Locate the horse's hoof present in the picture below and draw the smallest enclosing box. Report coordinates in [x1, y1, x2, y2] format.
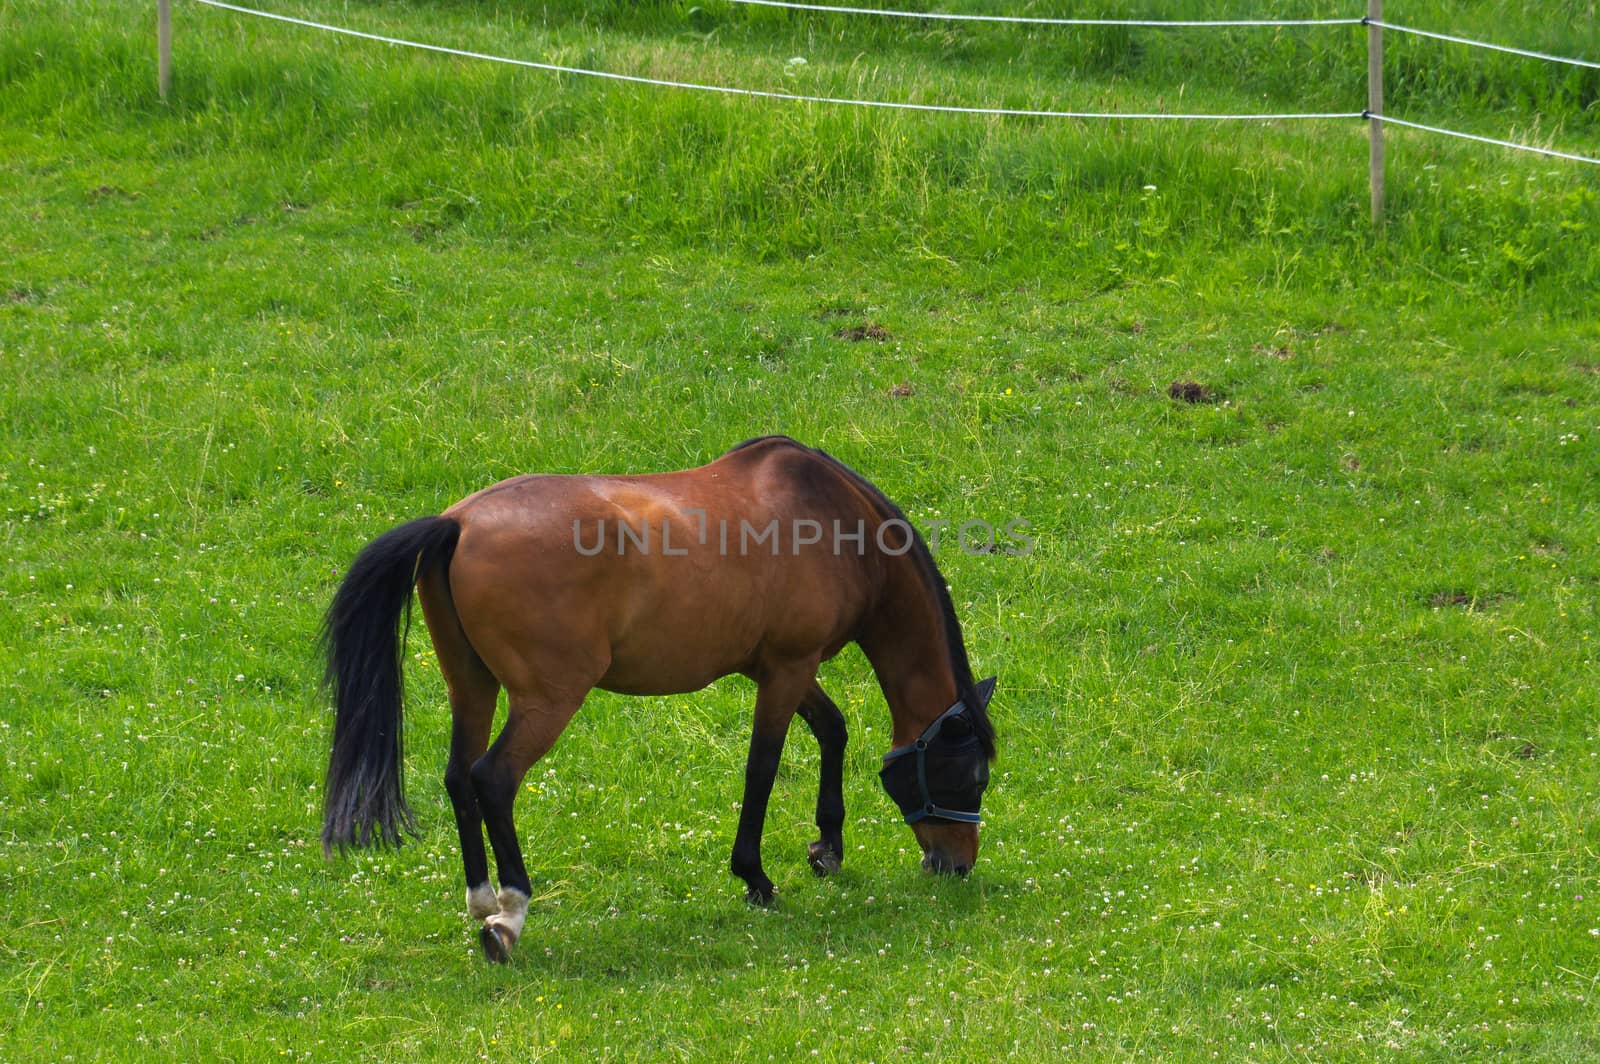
[744, 883, 776, 907]
[479, 923, 514, 964]
[807, 840, 842, 877]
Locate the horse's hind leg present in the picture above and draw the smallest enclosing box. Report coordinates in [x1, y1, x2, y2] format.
[418, 568, 503, 925]
[445, 689, 499, 923]
[796, 683, 847, 877]
[471, 688, 584, 963]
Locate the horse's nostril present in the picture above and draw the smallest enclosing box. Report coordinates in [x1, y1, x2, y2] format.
[954, 864, 970, 877]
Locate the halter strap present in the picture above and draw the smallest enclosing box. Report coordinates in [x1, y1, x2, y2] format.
[881, 696, 983, 825]
[881, 698, 970, 762]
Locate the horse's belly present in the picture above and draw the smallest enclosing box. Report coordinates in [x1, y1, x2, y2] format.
[591, 647, 742, 697]
[590, 603, 762, 694]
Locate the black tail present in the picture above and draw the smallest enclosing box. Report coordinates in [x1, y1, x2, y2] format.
[320, 515, 462, 855]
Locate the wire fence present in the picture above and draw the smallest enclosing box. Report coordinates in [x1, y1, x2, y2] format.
[723, 0, 1600, 78]
[721, 0, 1363, 28]
[170, 0, 1600, 219]
[1373, 115, 1600, 167]
[187, 0, 1363, 122]
[1369, 19, 1600, 71]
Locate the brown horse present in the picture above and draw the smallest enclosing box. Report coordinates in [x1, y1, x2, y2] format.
[321, 436, 997, 962]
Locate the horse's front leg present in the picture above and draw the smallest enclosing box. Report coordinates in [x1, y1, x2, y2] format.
[730, 663, 817, 905]
[796, 683, 848, 876]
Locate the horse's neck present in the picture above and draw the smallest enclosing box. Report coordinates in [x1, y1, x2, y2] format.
[857, 559, 960, 748]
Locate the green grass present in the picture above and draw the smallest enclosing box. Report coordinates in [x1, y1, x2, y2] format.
[2, 0, 1599, 1058]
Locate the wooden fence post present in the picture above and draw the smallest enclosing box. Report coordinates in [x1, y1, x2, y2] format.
[159, 0, 172, 100]
[1368, 0, 1384, 226]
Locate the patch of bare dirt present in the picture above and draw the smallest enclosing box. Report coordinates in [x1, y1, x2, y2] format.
[835, 322, 890, 342]
[1427, 590, 1510, 610]
[1167, 380, 1220, 404]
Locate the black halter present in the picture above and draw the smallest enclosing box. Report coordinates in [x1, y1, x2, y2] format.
[879, 676, 995, 825]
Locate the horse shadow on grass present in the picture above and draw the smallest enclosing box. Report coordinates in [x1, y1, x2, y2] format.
[467, 859, 1013, 988]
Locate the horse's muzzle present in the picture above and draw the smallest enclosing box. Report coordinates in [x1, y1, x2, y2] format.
[922, 850, 971, 877]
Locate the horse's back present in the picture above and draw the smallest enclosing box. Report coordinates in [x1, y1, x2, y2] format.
[435, 444, 876, 697]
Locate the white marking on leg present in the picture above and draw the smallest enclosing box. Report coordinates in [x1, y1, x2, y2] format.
[467, 882, 499, 921]
[484, 887, 530, 945]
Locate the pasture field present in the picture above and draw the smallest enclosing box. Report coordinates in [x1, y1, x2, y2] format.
[3, 0, 1599, 1058]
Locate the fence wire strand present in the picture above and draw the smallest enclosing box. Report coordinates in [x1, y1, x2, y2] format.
[1370, 19, 1600, 71]
[1373, 114, 1600, 166]
[190, 0, 1361, 122]
[722, 0, 1361, 28]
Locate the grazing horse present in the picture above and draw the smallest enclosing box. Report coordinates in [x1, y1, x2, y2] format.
[321, 435, 997, 962]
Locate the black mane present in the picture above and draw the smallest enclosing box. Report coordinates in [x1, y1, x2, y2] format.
[727, 436, 997, 760]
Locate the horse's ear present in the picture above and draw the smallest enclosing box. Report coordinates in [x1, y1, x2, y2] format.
[974, 675, 997, 708]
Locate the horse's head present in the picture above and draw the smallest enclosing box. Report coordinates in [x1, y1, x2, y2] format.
[879, 676, 995, 877]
